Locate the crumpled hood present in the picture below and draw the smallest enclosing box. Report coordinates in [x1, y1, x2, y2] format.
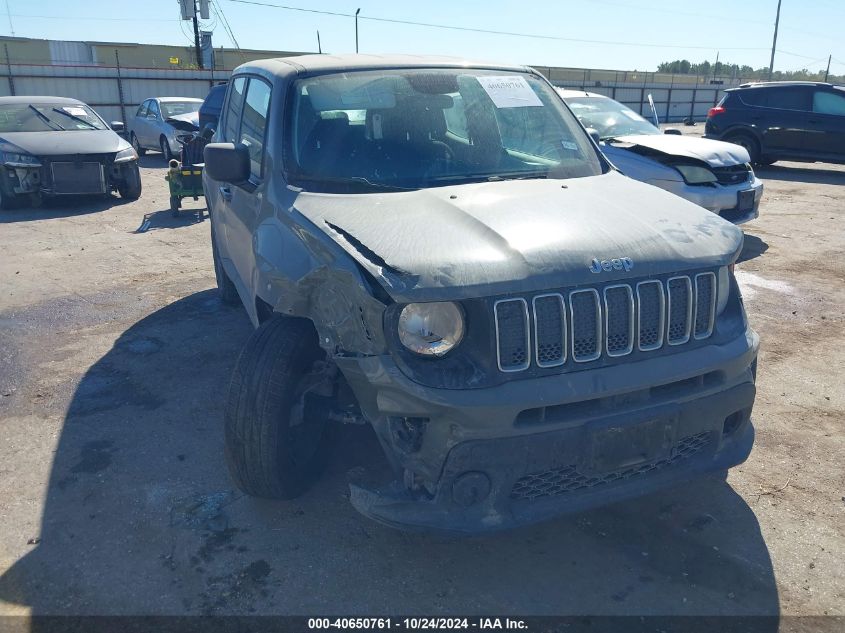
[0, 130, 129, 156]
[294, 171, 743, 302]
[166, 111, 200, 131]
[612, 133, 750, 167]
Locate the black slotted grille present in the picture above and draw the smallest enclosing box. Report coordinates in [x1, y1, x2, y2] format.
[637, 281, 664, 350]
[570, 290, 600, 361]
[493, 272, 718, 373]
[694, 273, 715, 338]
[495, 299, 529, 371]
[533, 295, 566, 367]
[667, 277, 691, 344]
[604, 286, 633, 356]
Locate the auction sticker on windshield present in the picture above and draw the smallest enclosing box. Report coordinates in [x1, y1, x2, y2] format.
[477, 75, 543, 108]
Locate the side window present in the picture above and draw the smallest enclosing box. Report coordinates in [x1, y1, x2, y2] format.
[148, 100, 160, 119]
[240, 78, 272, 180]
[136, 101, 148, 117]
[222, 76, 246, 143]
[813, 90, 845, 116]
[757, 87, 810, 111]
[443, 94, 468, 139]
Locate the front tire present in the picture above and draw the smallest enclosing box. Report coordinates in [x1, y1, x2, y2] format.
[224, 317, 331, 499]
[724, 132, 761, 164]
[118, 163, 142, 200]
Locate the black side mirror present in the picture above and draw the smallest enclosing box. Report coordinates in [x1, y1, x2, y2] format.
[585, 128, 601, 144]
[664, 128, 682, 136]
[110, 121, 124, 132]
[204, 142, 250, 183]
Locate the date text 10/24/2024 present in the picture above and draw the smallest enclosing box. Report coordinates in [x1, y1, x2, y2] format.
[308, 618, 528, 630]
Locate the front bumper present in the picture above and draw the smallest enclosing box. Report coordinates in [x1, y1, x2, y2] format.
[650, 175, 763, 225]
[338, 329, 758, 533]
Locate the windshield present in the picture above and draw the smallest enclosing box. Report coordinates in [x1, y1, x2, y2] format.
[161, 101, 201, 118]
[287, 69, 603, 191]
[0, 103, 107, 132]
[565, 96, 660, 140]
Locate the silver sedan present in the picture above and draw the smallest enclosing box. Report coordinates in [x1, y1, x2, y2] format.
[127, 97, 202, 161]
[559, 89, 763, 224]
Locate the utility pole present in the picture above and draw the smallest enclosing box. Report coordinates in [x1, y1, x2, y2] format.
[713, 51, 720, 82]
[824, 54, 831, 82]
[4, 0, 14, 36]
[768, 0, 782, 80]
[193, 1, 203, 69]
[355, 8, 361, 53]
[317, 30, 322, 54]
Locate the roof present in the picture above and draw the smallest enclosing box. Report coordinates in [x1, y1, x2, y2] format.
[156, 97, 203, 102]
[234, 53, 531, 78]
[556, 88, 604, 99]
[0, 95, 85, 105]
[736, 81, 833, 89]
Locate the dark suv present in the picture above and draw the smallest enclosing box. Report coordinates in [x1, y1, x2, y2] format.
[705, 81, 845, 165]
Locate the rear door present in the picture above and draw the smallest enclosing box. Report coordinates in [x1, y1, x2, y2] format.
[225, 76, 273, 291]
[744, 86, 812, 154]
[808, 88, 845, 158]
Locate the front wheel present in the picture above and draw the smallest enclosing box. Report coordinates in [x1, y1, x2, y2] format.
[224, 317, 332, 499]
[724, 132, 761, 164]
[118, 163, 142, 200]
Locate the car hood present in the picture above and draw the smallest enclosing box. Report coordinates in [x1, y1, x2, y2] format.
[294, 171, 743, 302]
[0, 130, 129, 156]
[610, 134, 749, 167]
[166, 111, 200, 131]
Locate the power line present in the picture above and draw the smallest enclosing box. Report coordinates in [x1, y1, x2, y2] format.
[224, 0, 771, 51]
[212, 0, 242, 53]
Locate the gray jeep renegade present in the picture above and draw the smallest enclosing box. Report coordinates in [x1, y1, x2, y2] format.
[203, 55, 758, 533]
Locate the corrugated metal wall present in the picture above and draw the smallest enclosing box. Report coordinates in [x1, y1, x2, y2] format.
[0, 63, 220, 124]
[0, 60, 739, 124]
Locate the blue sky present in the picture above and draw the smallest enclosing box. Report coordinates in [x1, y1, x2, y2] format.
[3, 0, 844, 74]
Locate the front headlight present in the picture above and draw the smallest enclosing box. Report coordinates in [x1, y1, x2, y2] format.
[114, 146, 138, 163]
[674, 164, 717, 184]
[0, 151, 41, 167]
[716, 266, 731, 315]
[398, 302, 465, 357]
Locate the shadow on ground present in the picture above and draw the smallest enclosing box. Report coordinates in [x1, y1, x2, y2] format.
[0, 194, 134, 224]
[756, 163, 845, 186]
[739, 234, 769, 264]
[0, 291, 779, 620]
[134, 207, 207, 233]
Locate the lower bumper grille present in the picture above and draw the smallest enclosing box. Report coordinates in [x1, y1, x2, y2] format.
[50, 161, 106, 194]
[510, 431, 712, 501]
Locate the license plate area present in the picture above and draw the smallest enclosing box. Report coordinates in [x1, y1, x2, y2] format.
[737, 189, 756, 212]
[589, 417, 676, 474]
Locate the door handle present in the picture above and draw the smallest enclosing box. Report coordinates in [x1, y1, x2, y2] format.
[219, 185, 232, 202]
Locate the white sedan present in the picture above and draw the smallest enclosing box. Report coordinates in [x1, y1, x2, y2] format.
[558, 89, 763, 224]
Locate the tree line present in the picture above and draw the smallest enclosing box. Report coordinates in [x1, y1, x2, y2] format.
[657, 59, 843, 83]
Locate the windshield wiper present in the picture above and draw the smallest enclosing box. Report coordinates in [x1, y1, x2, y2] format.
[28, 105, 64, 131]
[486, 172, 549, 181]
[292, 175, 417, 192]
[52, 108, 98, 130]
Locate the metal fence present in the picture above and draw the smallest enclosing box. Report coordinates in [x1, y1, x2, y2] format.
[0, 55, 743, 126]
[0, 55, 224, 125]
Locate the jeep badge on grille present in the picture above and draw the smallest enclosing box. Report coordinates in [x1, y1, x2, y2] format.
[589, 257, 634, 273]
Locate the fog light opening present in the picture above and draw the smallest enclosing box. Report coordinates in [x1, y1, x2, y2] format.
[388, 416, 428, 454]
[452, 472, 492, 508]
[722, 409, 746, 437]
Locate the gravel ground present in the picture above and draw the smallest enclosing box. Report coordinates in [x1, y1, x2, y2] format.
[0, 147, 842, 620]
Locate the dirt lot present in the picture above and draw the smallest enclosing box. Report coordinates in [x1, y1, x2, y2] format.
[0, 146, 843, 621]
